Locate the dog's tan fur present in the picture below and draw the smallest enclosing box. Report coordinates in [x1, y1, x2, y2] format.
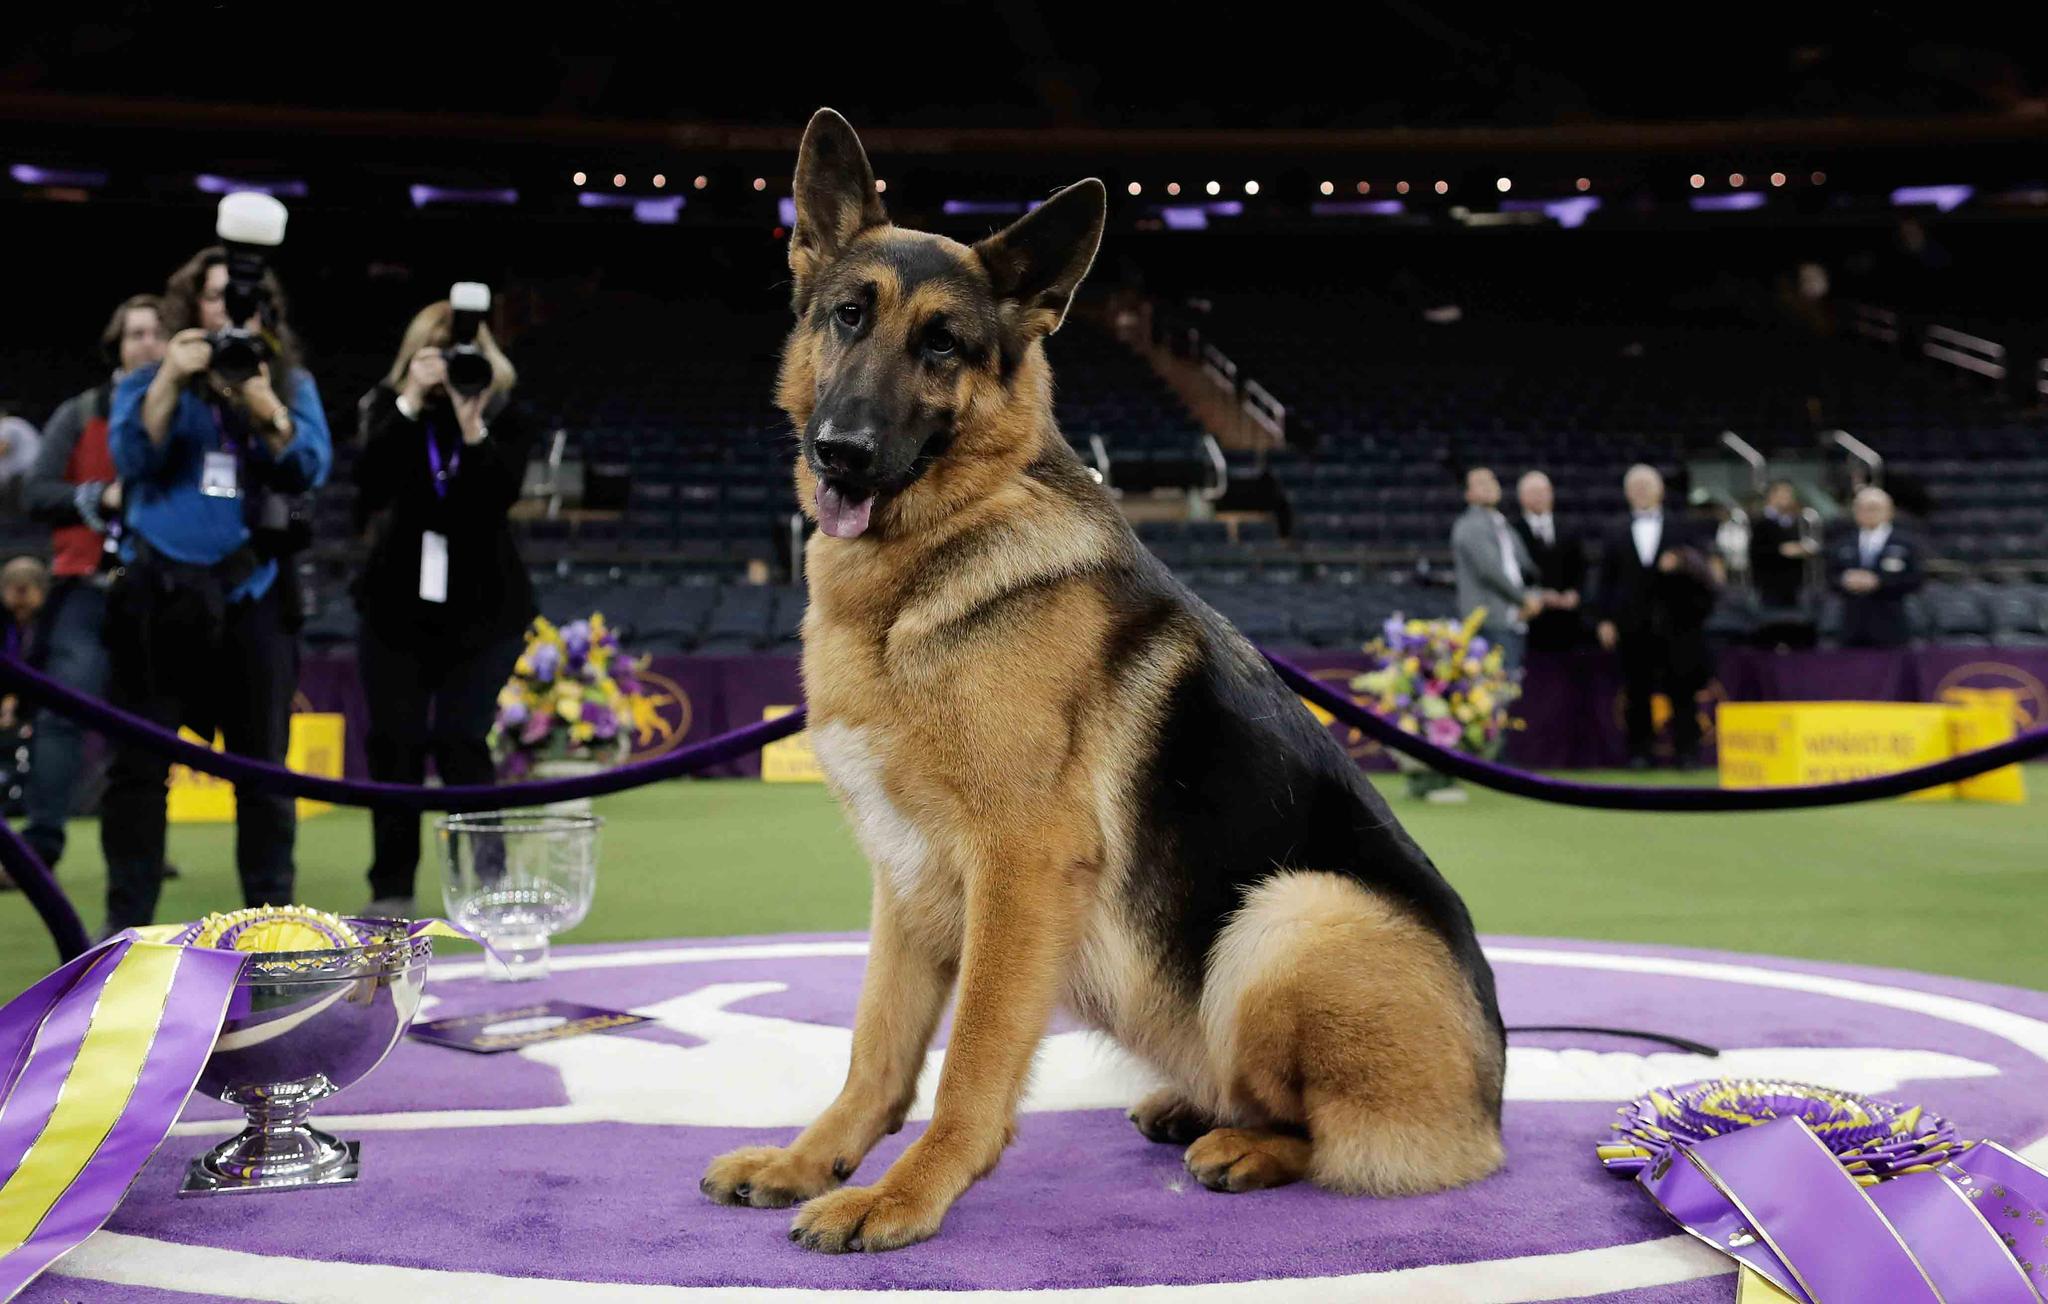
[700, 110, 1503, 1253]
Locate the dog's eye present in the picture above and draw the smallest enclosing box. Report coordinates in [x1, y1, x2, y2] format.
[835, 302, 863, 329]
[924, 326, 958, 357]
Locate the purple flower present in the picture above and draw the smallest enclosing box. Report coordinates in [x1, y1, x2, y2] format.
[496, 702, 529, 729]
[582, 702, 617, 739]
[519, 710, 552, 745]
[1394, 694, 1412, 709]
[1470, 636, 1489, 657]
[499, 750, 530, 780]
[1381, 617, 1405, 646]
[529, 643, 560, 683]
[1427, 716, 1464, 749]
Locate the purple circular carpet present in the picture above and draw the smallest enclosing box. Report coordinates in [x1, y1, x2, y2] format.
[29, 935, 2048, 1303]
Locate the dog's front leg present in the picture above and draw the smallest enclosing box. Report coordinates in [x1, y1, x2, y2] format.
[701, 886, 953, 1208]
[790, 826, 1084, 1252]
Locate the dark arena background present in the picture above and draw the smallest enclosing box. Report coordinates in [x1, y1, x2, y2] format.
[1, 12, 2045, 1303]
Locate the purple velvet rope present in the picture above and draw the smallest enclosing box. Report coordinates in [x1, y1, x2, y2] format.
[0, 652, 803, 813]
[1265, 651, 2048, 811]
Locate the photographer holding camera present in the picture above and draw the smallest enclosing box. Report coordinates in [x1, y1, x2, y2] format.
[100, 195, 332, 933]
[353, 286, 536, 916]
[16, 294, 166, 873]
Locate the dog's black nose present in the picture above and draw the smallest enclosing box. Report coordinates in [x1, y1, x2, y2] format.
[814, 430, 876, 478]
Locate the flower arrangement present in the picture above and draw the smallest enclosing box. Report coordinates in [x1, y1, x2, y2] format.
[490, 615, 651, 779]
[1351, 612, 1520, 796]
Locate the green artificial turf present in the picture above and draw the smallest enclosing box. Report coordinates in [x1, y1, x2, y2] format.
[7, 772, 2045, 998]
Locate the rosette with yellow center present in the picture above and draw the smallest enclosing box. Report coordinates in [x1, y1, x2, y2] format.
[170, 906, 362, 954]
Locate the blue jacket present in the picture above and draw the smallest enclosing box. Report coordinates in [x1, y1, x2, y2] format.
[110, 363, 331, 602]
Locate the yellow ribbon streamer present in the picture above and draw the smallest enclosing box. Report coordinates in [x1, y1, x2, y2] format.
[0, 943, 181, 1253]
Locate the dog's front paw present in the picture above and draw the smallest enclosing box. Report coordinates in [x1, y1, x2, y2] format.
[701, 1145, 843, 1209]
[788, 1181, 947, 1253]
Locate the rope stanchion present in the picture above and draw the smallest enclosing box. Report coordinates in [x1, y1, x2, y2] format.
[1264, 651, 2048, 811]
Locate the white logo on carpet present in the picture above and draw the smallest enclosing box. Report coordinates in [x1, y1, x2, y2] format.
[208, 980, 1995, 1135]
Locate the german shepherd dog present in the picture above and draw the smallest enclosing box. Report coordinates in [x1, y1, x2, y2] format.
[700, 109, 1506, 1253]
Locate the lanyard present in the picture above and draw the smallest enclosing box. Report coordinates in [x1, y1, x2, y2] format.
[425, 424, 461, 499]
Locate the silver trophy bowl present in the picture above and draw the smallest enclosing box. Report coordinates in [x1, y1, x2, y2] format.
[180, 919, 433, 1197]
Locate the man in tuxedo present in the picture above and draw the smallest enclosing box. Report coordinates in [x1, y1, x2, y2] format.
[1594, 465, 1722, 768]
[1829, 486, 1922, 648]
[1451, 466, 1542, 672]
[1747, 479, 1817, 648]
[1511, 470, 1587, 652]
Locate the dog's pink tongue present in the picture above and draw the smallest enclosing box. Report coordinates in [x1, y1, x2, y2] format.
[816, 484, 874, 540]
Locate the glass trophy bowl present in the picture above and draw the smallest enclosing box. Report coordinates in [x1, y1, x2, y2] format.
[180, 919, 432, 1196]
[435, 811, 601, 982]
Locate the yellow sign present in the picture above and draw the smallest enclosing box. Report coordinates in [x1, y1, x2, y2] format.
[759, 706, 822, 783]
[167, 714, 346, 823]
[1716, 701, 2023, 803]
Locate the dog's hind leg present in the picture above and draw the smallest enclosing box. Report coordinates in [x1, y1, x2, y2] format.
[1202, 871, 1505, 1197]
[702, 886, 953, 1208]
[1128, 1087, 1215, 1145]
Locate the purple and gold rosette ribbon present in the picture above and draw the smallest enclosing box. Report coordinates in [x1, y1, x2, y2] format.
[0, 907, 474, 1301]
[1598, 1079, 2048, 1302]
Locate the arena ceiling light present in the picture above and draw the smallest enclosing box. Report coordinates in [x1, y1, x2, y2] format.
[196, 173, 308, 198]
[10, 164, 108, 188]
[1433, 180, 1449, 194]
[693, 175, 708, 190]
[1890, 184, 1973, 213]
[612, 173, 626, 188]
[408, 185, 517, 208]
[1729, 173, 1745, 187]
[1244, 180, 1259, 195]
[1205, 181, 1221, 195]
[1575, 177, 1591, 192]
[942, 200, 1027, 215]
[1166, 181, 1180, 195]
[1689, 174, 1706, 189]
[1395, 180, 1410, 194]
[1356, 181, 1371, 194]
[752, 177, 767, 191]
[1811, 171, 1828, 184]
[1310, 200, 1404, 217]
[572, 170, 587, 186]
[1127, 182, 1142, 196]
[1319, 181, 1334, 195]
[1689, 193, 1765, 213]
[1495, 177, 1512, 193]
[1502, 196, 1602, 229]
[652, 175, 666, 189]
[1770, 172, 1787, 187]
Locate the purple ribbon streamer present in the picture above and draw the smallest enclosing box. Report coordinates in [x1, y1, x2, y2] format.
[1639, 1118, 2048, 1303]
[0, 944, 243, 1302]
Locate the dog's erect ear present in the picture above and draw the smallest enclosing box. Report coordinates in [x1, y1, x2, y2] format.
[790, 108, 887, 311]
[974, 178, 1106, 339]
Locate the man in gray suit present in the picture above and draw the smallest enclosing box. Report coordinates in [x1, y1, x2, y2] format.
[1451, 467, 1541, 672]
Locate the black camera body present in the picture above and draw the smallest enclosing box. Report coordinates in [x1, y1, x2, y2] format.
[444, 281, 494, 398]
[207, 194, 288, 386]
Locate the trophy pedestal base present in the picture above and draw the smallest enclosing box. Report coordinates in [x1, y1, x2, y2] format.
[178, 1133, 361, 1198]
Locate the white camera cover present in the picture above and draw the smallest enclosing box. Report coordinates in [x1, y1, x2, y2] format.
[449, 281, 492, 312]
[216, 193, 288, 246]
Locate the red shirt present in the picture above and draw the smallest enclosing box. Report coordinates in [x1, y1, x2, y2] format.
[52, 409, 116, 577]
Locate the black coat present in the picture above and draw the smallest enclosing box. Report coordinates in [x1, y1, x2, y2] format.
[1510, 514, 1588, 651]
[1747, 512, 1814, 611]
[351, 386, 537, 653]
[1593, 513, 1717, 642]
[1828, 526, 1923, 649]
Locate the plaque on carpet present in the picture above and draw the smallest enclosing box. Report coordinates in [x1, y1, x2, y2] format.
[409, 1001, 650, 1053]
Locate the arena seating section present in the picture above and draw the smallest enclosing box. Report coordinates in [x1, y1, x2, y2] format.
[4, 233, 2044, 654]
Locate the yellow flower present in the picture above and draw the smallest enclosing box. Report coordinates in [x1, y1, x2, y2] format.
[1402, 656, 1421, 676]
[1398, 714, 1418, 734]
[1469, 687, 1494, 715]
[558, 697, 583, 722]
